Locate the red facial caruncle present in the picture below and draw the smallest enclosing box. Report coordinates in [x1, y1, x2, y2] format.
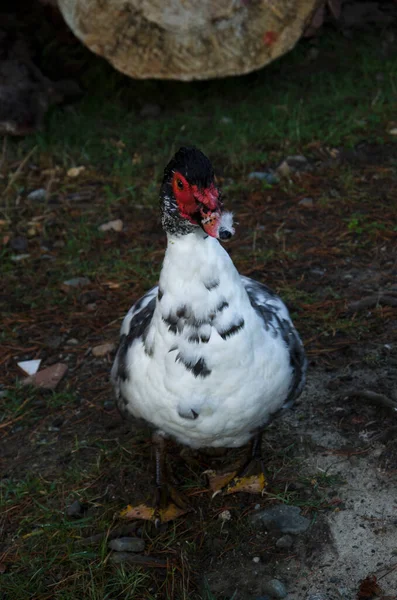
[172, 171, 223, 238]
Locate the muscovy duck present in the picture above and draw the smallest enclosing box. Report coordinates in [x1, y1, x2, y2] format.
[111, 147, 306, 522]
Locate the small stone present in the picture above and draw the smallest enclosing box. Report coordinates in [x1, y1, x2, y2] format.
[252, 556, 260, 563]
[10, 236, 28, 251]
[67, 166, 85, 178]
[275, 534, 294, 549]
[98, 219, 123, 233]
[103, 400, 115, 411]
[92, 342, 116, 357]
[66, 338, 79, 346]
[63, 277, 91, 288]
[23, 363, 68, 390]
[307, 595, 328, 600]
[220, 116, 232, 124]
[262, 579, 287, 599]
[298, 197, 314, 207]
[140, 103, 161, 118]
[388, 127, 397, 135]
[218, 510, 232, 521]
[248, 171, 279, 185]
[53, 240, 65, 248]
[108, 537, 145, 552]
[277, 155, 310, 178]
[27, 188, 47, 201]
[66, 499, 85, 518]
[11, 254, 30, 261]
[250, 504, 311, 534]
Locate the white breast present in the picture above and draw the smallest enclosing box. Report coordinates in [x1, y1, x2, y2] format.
[115, 232, 296, 449]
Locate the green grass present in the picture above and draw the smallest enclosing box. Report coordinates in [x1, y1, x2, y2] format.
[4, 31, 397, 198]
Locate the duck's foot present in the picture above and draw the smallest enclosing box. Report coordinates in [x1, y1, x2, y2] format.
[120, 432, 191, 524]
[205, 432, 267, 496]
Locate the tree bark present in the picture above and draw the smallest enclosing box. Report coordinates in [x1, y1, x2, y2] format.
[57, 0, 322, 81]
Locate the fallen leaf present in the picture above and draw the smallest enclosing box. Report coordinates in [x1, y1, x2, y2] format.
[204, 469, 236, 492]
[98, 219, 123, 233]
[92, 342, 116, 357]
[23, 363, 68, 390]
[67, 166, 85, 178]
[120, 503, 189, 523]
[357, 574, 383, 599]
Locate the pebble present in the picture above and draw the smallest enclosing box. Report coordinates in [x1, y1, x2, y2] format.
[66, 499, 86, 518]
[108, 537, 145, 553]
[22, 363, 68, 390]
[63, 277, 91, 288]
[252, 556, 260, 563]
[389, 127, 397, 135]
[98, 219, 123, 233]
[10, 236, 28, 251]
[248, 171, 279, 185]
[250, 504, 311, 534]
[262, 579, 287, 599]
[27, 188, 47, 201]
[92, 342, 116, 357]
[103, 400, 115, 411]
[66, 338, 79, 346]
[298, 197, 314, 207]
[11, 254, 30, 261]
[140, 103, 161, 118]
[218, 510, 232, 521]
[277, 155, 310, 178]
[275, 534, 294, 549]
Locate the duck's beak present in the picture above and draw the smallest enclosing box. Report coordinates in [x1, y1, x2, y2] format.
[193, 185, 234, 240]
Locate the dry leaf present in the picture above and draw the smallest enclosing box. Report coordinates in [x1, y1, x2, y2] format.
[67, 166, 86, 178]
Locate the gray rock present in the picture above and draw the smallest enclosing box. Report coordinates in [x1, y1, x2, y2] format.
[307, 595, 328, 600]
[255, 596, 271, 600]
[275, 534, 294, 549]
[248, 171, 279, 185]
[298, 197, 314, 207]
[27, 188, 47, 201]
[262, 579, 287, 599]
[108, 537, 145, 552]
[250, 504, 311, 534]
[63, 277, 91, 288]
[10, 236, 28, 251]
[66, 499, 85, 518]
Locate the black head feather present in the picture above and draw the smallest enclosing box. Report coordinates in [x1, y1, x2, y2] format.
[162, 147, 215, 189]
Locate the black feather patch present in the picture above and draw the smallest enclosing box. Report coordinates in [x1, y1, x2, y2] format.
[175, 353, 211, 378]
[218, 318, 245, 340]
[217, 300, 229, 312]
[204, 279, 220, 291]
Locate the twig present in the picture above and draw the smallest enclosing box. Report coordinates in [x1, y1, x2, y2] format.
[342, 389, 397, 412]
[4, 146, 37, 195]
[347, 294, 397, 313]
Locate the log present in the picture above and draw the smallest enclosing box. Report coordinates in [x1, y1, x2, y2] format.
[57, 0, 322, 81]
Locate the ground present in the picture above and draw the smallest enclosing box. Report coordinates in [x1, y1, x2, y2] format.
[1, 10, 397, 600]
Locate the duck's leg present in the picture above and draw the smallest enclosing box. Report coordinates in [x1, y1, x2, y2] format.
[120, 432, 190, 524]
[207, 431, 267, 496]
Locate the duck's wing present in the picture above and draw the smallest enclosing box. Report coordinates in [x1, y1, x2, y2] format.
[241, 276, 307, 408]
[111, 286, 158, 386]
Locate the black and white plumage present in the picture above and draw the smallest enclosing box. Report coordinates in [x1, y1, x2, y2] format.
[112, 147, 306, 452]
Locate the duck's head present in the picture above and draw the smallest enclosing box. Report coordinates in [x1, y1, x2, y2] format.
[160, 146, 235, 241]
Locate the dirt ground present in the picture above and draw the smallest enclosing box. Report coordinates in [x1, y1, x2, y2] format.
[1, 135, 397, 599]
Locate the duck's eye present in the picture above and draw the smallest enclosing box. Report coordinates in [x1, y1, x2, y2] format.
[176, 179, 184, 190]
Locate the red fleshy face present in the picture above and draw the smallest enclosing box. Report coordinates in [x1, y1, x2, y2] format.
[172, 171, 222, 237]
